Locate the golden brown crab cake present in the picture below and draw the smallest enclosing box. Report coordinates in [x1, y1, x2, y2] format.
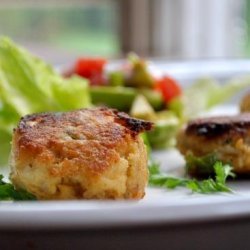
[10, 107, 153, 200]
[177, 114, 250, 175]
[240, 92, 250, 112]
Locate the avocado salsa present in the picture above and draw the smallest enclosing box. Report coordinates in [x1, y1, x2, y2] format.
[67, 54, 183, 149]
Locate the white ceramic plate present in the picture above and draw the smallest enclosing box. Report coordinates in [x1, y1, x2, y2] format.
[1, 61, 250, 231]
[1, 105, 250, 230]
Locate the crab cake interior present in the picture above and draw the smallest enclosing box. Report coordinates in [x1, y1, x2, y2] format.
[10, 108, 153, 200]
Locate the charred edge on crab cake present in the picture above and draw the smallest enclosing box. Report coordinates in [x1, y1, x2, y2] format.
[177, 113, 250, 175]
[10, 107, 153, 200]
[114, 110, 153, 135]
[186, 114, 250, 138]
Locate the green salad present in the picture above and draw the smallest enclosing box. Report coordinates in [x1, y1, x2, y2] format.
[0, 38, 90, 166]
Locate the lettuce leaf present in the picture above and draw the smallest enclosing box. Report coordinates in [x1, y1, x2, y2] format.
[0, 37, 90, 166]
[182, 77, 250, 118]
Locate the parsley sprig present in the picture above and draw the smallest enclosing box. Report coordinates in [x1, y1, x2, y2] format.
[149, 161, 235, 194]
[0, 175, 36, 201]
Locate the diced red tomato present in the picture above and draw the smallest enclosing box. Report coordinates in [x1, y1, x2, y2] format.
[75, 58, 107, 85]
[154, 76, 182, 103]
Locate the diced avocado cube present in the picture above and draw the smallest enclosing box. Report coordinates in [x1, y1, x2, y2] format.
[138, 88, 164, 110]
[90, 86, 137, 111]
[130, 94, 156, 120]
[108, 71, 125, 86]
[126, 60, 154, 88]
[147, 113, 179, 149]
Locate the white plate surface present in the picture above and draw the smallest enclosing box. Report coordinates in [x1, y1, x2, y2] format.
[2, 60, 250, 230]
[1, 105, 250, 230]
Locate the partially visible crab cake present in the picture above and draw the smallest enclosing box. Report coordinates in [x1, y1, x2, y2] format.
[10, 108, 153, 200]
[240, 92, 250, 112]
[177, 114, 250, 174]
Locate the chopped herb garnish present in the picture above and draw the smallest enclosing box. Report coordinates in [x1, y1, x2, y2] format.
[0, 175, 36, 201]
[149, 161, 235, 194]
[185, 153, 219, 176]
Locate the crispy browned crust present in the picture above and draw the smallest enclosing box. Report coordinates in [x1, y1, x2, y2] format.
[186, 114, 250, 139]
[114, 110, 153, 134]
[14, 107, 153, 177]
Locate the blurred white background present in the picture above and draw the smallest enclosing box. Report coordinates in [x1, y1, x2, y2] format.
[0, 0, 248, 63]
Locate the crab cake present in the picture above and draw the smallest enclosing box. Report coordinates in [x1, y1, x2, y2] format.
[10, 108, 153, 200]
[240, 92, 250, 112]
[177, 114, 250, 174]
